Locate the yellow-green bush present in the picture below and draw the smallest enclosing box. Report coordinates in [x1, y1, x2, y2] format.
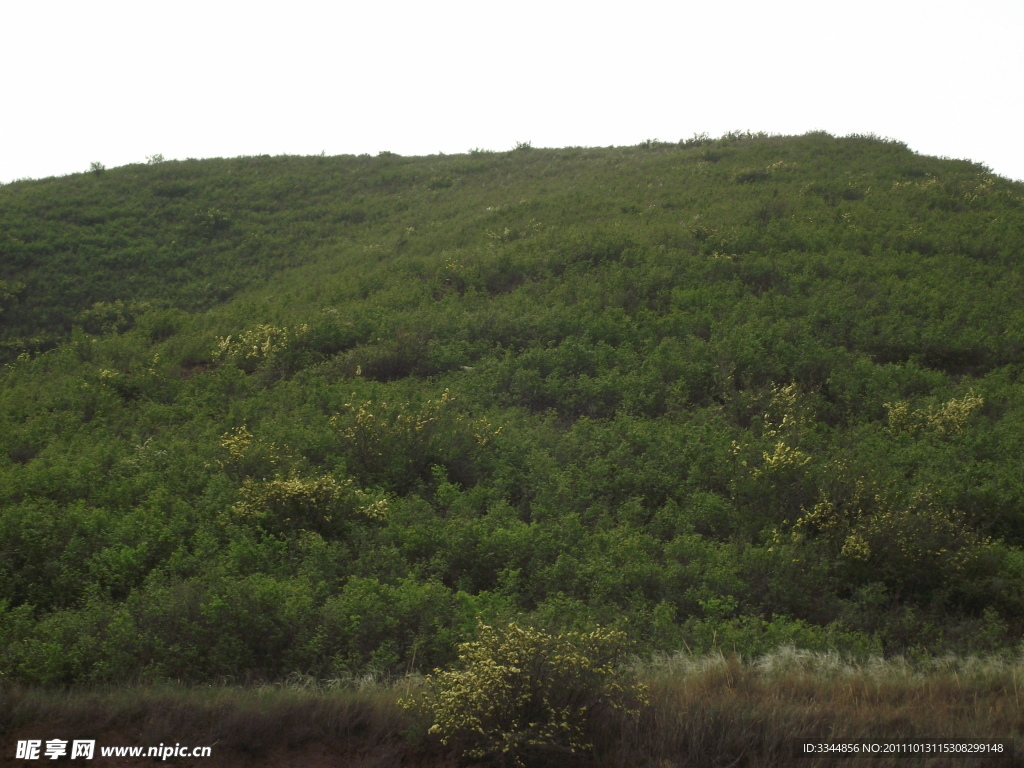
[404, 622, 646, 767]
[330, 388, 500, 491]
[231, 472, 388, 535]
[884, 389, 984, 437]
[214, 322, 310, 374]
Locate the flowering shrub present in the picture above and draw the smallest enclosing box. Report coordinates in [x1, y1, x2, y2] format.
[732, 382, 813, 478]
[884, 390, 984, 437]
[217, 425, 283, 480]
[232, 472, 388, 534]
[404, 623, 646, 767]
[330, 389, 501, 491]
[215, 323, 310, 374]
[218, 425, 387, 533]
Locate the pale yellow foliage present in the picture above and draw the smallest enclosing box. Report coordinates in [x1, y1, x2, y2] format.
[232, 471, 388, 530]
[403, 623, 646, 767]
[793, 497, 844, 534]
[216, 424, 282, 476]
[757, 440, 812, 477]
[885, 390, 984, 437]
[787, 484, 989, 575]
[840, 533, 871, 561]
[331, 388, 502, 464]
[736, 382, 813, 479]
[220, 425, 255, 462]
[215, 323, 309, 370]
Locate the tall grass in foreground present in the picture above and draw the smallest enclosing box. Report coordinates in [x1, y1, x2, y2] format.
[597, 648, 1022, 767]
[1, 673, 433, 767]
[2, 649, 1020, 767]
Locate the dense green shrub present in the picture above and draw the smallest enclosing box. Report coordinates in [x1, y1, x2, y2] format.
[318, 577, 459, 674]
[329, 387, 500, 491]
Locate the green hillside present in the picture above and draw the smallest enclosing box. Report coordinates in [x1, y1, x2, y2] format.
[2, 131, 1024, 685]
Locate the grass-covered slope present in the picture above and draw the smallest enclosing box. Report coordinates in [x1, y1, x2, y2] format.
[2, 132, 1024, 685]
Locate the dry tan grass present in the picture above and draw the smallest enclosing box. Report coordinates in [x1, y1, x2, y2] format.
[2, 650, 1020, 767]
[593, 648, 1023, 767]
[1, 675, 428, 764]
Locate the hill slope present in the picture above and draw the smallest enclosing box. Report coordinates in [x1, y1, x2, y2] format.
[2, 132, 1024, 684]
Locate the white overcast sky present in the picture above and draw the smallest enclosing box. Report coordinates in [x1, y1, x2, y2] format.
[3, 0, 1022, 184]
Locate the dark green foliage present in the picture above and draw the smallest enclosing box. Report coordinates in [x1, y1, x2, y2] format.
[2, 132, 1024, 685]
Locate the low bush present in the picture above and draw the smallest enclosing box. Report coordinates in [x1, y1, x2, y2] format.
[404, 622, 646, 767]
